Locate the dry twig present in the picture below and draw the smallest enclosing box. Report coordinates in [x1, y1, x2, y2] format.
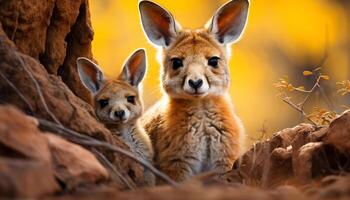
[13, 51, 61, 125]
[275, 71, 332, 127]
[0, 70, 34, 114]
[279, 76, 323, 126]
[92, 148, 137, 190]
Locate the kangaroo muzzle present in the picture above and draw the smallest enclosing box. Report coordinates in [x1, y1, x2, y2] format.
[183, 64, 209, 95]
[109, 104, 130, 123]
[183, 75, 209, 95]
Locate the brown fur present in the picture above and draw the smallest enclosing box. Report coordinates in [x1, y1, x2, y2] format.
[142, 30, 244, 182]
[76, 50, 155, 186]
[139, 0, 249, 182]
[94, 80, 141, 124]
[96, 80, 155, 186]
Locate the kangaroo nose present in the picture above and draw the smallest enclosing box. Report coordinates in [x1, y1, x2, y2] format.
[188, 79, 203, 90]
[114, 110, 125, 119]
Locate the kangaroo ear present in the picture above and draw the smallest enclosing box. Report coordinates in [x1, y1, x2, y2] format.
[139, 0, 180, 47]
[120, 49, 147, 87]
[207, 0, 249, 45]
[76, 57, 104, 94]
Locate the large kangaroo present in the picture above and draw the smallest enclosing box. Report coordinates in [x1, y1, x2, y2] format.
[139, 0, 249, 182]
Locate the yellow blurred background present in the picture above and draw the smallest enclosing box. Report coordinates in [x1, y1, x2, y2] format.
[90, 0, 349, 146]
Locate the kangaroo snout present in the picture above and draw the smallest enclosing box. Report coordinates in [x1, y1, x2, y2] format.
[109, 105, 130, 122]
[188, 79, 203, 90]
[184, 74, 209, 95]
[114, 110, 125, 120]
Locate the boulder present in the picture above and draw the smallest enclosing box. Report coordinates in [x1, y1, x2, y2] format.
[222, 117, 350, 188]
[45, 134, 109, 189]
[0, 106, 51, 162]
[0, 106, 59, 198]
[0, 22, 144, 189]
[324, 110, 350, 153]
[222, 123, 315, 187]
[293, 142, 324, 184]
[0, 158, 59, 198]
[0, 0, 93, 102]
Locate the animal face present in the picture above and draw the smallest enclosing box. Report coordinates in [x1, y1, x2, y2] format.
[139, 0, 249, 99]
[162, 30, 230, 99]
[77, 49, 146, 125]
[94, 81, 142, 124]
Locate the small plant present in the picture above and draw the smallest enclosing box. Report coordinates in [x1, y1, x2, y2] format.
[274, 67, 337, 127]
[307, 107, 337, 126]
[336, 80, 350, 96]
[248, 121, 270, 143]
[336, 80, 350, 110]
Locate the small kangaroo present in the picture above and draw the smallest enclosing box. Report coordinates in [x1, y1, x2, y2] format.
[76, 49, 155, 186]
[139, 0, 249, 182]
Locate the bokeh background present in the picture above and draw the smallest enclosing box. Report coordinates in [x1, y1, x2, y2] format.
[90, 0, 350, 146]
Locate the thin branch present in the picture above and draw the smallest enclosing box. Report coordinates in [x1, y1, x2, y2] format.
[319, 86, 335, 110]
[92, 148, 137, 190]
[13, 52, 61, 125]
[0, 70, 34, 114]
[300, 76, 322, 111]
[294, 87, 310, 93]
[281, 97, 318, 126]
[38, 118, 178, 187]
[11, 10, 19, 41]
[278, 73, 331, 127]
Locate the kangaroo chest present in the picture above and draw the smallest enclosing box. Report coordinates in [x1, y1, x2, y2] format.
[111, 127, 147, 160]
[189, 108, 225, 172]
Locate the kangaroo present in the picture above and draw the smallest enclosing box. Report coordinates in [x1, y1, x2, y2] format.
[76, 49, 155, 186]
[138, 0, 249, 182]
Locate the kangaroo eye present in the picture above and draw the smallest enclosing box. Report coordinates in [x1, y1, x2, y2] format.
[98, 99, 109, 108]
[208, 57, 220, 68]
[127, 96, 135, 104]
[171, 58, 183, 70]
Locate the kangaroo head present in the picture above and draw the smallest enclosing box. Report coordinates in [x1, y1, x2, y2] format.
[139, 0, 249, 99]
[77, 49, 147, 125]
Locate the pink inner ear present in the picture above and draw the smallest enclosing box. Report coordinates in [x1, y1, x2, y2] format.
[217, 5, 243, 37]
[82, 60, 99, 84]
[147, 7, 171, 37]
[127, 54, 143, 78]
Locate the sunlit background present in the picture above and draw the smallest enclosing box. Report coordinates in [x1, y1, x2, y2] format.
[90, 0, 350, 146]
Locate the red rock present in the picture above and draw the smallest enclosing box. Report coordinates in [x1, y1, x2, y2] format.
[273, 123, 315, 148]
[0, 106, 51, 163]
[0, 106, 59, 198]
[0, 0, 54, 60]
[0, 22, 144, 189]
[222, 124, 314, 187]
[0, 0, 93, 102]
[324, 110, 350, 153]
[45, 134, 109, 189]
[293, 142, 323, 184]
[0, 158, 59, 198]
